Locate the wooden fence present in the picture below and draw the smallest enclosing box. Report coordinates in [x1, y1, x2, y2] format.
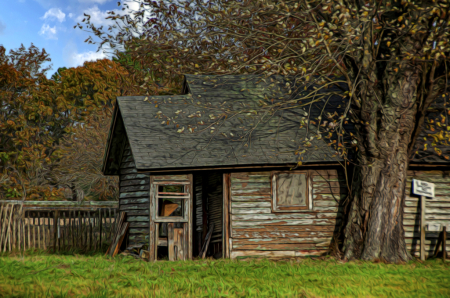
[0, 200, 118, 253]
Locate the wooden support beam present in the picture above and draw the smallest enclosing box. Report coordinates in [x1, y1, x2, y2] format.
[420, 196, 426, 261]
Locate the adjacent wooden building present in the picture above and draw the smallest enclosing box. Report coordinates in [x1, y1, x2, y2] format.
[102, 75, 450, 261]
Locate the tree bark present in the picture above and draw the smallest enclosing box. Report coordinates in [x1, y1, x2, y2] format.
[343, 67, 421, 263]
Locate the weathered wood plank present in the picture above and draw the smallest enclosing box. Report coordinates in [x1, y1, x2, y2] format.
[313, 194, 348, 201]
[230, 249, 327, 259]
[120, 174, 149, 181]
[232, 242, 329, 250]
[153, 175, 190, 181]
[231, 188, 271, 196]
[233, 237, 333, 245]
[127, 216, 149, 222]
[119, 191, 149, 199]
[405, 200, 450, 207]
[404, 219, 450, 225]
[120, 168, 138, 174]
[120, 184, 150, 193]
[314, 200, 339, 207]
[313, 188, 347, 195]
[120, 179, 148, 187]
[232, 229, 334, 239]
[231, 208, 272, 214]
[231, 202, 272, 208]
[231, 176, 270, 183]
[232, 225, 337, 233]
[232, 218, 340, 227]
[119, 203, 149, 211]
[312, 176, 345, 182]
[313, 181, 344, 188]
[404, 207, 450, 214]
[405, 196, 450, 202]
[231, 195, 271, 202]
[404, 213, 450, 220]
[231, 213, 316, 221]
[231, 182, 271, 190]
[124, 210, 149, 216]
[120, 198, 149, 205]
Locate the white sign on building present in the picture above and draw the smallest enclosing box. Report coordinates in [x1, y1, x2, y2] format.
[412, 179, 435, 198]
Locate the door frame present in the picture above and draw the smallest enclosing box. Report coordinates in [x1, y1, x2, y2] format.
[148, 174, 193, 261]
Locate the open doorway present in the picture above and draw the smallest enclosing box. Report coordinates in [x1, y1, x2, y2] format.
[193, 172, 223, 259]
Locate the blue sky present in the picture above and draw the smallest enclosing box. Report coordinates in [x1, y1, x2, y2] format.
[0, 0, 139, 77]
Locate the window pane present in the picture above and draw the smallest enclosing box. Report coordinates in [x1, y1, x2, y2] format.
[277, 173, 307, 206]
[158, 198, 184, 217]
[158, 185, 184, 193]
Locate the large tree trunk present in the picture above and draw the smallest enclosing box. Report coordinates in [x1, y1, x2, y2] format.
[343, 67, 421, 263]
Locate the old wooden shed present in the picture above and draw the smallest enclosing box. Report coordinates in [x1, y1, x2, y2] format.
[102, 75, 450, 261]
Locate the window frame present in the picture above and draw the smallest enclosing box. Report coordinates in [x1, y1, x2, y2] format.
[154, 183, 190, 222]
[271, 170, 311, 213]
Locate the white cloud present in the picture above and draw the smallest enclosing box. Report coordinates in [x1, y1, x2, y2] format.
[76, 1, 142, 27]
[42, 8, 66, 23]
[76, 6, 113, 27]
[68, 13, 74, 18]
[39, 24, 58, 40]
[64, 41, 108, 67]
[72, 50, 107, 66]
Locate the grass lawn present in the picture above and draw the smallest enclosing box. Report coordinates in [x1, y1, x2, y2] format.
[0, 251, 449, 297]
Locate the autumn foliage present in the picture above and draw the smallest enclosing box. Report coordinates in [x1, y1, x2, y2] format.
[0, 44, 138, 201]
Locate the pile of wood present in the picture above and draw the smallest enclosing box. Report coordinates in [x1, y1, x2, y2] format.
[105, 212, 129, 257]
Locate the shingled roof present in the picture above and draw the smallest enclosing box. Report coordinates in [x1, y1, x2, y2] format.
[102, 74, 449, 175]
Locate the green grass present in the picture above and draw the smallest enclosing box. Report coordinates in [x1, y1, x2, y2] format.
[0, 251, 449, 297]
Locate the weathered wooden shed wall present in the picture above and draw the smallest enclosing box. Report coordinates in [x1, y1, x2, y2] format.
[228, 169, 346, 259]
[119, 141, 150, 248]
[404, 169, 450, 257]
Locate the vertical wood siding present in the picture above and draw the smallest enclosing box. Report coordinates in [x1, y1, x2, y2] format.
[229, 170, 346, 259]
[404, 170, 450, 257]
[119, 141, 150, 248]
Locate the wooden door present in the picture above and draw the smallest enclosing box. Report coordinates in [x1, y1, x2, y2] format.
[149, 174, 193, 261]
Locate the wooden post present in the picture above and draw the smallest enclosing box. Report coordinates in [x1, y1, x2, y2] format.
[37, 212, 41, 250]
[77, 211, 81, 249]
[223, 173, 230, 259]
[12, 213, 16, 251]
[43, 213, 46, 250]
[47, 213, 51, 251]
[89, 211, 92, 252]
[168, 222, 174, 261]
[4, 204, 14, 252]
[18, 217, 21, 252]
[99, 209, 102, 251]
[149, 177, 156, 262]
[53, 211, 58, 253]
[70, 211, 74, 249]
[420, 196, 426, 261]
[443, 226, 447, 261]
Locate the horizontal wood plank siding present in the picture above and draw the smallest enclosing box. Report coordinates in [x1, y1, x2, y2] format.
[119, 141, 150, 248]
[404, 170, 450, 258]
[229, 169, 346, 258]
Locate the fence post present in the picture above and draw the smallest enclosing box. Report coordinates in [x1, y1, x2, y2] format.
[53, 211, 58, 253]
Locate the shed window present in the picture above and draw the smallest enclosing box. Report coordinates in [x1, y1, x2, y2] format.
[272, 171, 309, 212]
[155, 185, 188, 220]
